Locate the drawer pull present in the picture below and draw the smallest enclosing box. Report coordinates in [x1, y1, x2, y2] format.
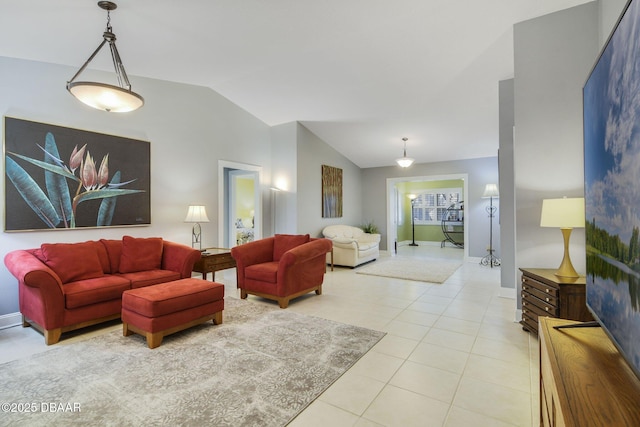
[523, 285, 527, 290]
[523, 302, 527, 306]
[546, 288, 551, 293]
[546, 297, 550, 302]
[545, 307, 549, 312]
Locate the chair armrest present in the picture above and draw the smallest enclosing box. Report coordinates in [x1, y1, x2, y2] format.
[279, 238, 333, 268]
[161, 241, 202, 278]
[231, 237, 275, 267]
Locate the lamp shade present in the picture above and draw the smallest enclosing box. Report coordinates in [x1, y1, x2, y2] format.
[184, 205, 210, 223]
[68, 82, 144, 113]
[540, 198, 585, 228]
[396, 156, 415, 168]
[482, 183, 499, 198]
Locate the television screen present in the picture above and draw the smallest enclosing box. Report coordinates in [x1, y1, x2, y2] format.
[584, 0, 640, 380]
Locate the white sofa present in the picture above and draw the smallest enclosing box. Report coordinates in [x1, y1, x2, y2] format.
[322, 225, 380, 268]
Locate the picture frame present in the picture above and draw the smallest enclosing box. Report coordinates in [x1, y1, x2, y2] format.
[3, 117, 151, 231]
[321, 164, 342, 218]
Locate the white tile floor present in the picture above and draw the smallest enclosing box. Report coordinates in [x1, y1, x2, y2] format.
[0, 244, 539, 427]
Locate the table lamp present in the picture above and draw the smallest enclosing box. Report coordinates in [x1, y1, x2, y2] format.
[184, 205, 210, 251]
[540, 197, 585, 278]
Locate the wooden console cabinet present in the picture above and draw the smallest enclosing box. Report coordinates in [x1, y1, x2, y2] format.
[520, 268, 592, 334]
[539, 317, 640, 426]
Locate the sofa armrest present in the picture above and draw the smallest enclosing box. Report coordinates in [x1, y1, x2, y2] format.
[161, 241, 202, 278]
[357, 233, 381, 244]
[4, 250, 65, 327]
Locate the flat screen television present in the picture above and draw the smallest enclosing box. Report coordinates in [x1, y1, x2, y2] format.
[583, 0, 640, 381]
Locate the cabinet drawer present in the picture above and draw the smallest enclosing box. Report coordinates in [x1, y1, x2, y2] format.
[522, 291, 557, 312]
[521, 311, 539, 333]
[522, 298, 558, 317]
[522, 277, 559, 298]
[522, 285, 558, 307]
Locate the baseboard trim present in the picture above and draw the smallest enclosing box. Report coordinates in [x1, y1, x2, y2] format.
[0, 312, 22, 330]
[500, 287, 516, 299]
[515, 309, 523, 324]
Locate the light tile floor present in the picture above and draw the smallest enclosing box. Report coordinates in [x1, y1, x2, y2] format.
[0, 244, 539, 427]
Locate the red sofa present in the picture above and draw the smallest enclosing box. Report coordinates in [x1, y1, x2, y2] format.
[231, 234, 332, 308]
[4, 236, 201, 344]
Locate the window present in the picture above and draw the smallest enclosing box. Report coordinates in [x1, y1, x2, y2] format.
[411, 188, 461, 225]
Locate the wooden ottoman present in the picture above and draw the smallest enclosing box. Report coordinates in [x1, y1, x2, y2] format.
[122, 278, 224, 348]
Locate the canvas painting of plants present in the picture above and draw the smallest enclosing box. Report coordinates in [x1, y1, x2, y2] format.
[4, 117, 150, 231]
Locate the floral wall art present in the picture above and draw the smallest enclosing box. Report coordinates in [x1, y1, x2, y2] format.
[4, 117, 150, 231]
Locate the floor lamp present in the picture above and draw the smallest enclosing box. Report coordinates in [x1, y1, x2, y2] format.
[408, 194, 418, 247]
[480, 184, 501, 267]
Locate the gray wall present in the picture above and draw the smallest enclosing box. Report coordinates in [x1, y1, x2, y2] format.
[513, 3, 598, 297]
[499, 79, 516, 291]
[0, 56, 272, 317]
[361, 157, 499, 257]
[296, 123, 363, 237]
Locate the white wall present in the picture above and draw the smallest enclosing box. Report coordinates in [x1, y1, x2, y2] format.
[513, 3, 598, 286]
[0, 56, 272, 316]
[499, 79, 516, 292]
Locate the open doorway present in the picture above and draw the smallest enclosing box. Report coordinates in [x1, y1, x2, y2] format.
[218, 160, 262, 249]
[386, 173, 469, 261]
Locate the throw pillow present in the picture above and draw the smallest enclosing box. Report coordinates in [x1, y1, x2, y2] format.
[119, 236, 163, 273]
[273, 234, 310, 261]
[41, 242, 104, 284]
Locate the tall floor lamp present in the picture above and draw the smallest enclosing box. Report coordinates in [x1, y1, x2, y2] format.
[480, 184, 501, 267]
[184, 205, 210, 251]
[408, 194, 418, 247]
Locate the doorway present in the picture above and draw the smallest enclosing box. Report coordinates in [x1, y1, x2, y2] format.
[218, 160, 262, 248]
[386, 173, 469, 261]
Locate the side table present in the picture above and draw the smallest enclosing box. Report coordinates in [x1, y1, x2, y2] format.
[193, 248, 236, 281]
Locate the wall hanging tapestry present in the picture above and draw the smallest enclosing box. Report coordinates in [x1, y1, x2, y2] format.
[4, 117, 150, 231]
[322, 164, 342, 218]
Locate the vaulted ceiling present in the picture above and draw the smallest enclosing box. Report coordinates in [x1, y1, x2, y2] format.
[0, 0, 592, 167]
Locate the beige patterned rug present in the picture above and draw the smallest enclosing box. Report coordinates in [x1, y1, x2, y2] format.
[0, 298, 384, 427]
[357, 257, 461, 283]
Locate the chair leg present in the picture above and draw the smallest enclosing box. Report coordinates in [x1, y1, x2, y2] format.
[316, 285, 322, 295]
[44, 328, 62, 345]
[240, 289, 248, 299]
[278, 298, 289, 309]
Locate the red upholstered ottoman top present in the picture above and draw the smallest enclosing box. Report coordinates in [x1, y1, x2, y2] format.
[122, 279, 224, 318]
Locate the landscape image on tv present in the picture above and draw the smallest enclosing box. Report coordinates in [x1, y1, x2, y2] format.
[583, 0, 640, 378]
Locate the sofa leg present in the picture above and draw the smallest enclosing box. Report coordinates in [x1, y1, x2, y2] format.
[316, 285, 322, 295]
[44, 328, 62, 345]
[240, 289, 248, 299]
[278, 298, 289, 309]
[22, 315, 30, 328]
[213, 311, 223, 325]
[123, 323, 133, 337]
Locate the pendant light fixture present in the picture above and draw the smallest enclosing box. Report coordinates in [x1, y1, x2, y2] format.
[396, 137, 415, 168]
[66, 1, 144, 113]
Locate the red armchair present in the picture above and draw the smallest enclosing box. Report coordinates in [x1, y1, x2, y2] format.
[230, 234, 332, 308]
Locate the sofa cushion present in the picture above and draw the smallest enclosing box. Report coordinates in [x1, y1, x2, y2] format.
[41, 242, 104, 284]
[119, 236, 163, 273]
[245, 261, 279, 283]
[63, 275, 131, 309]
[273, 234, 309, 261]
[100, 239, 122, 273]
[118, 270, 181, 289]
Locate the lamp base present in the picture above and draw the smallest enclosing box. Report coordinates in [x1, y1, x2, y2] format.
[480, 250, 501, 268]
[555, 228, 579, 278]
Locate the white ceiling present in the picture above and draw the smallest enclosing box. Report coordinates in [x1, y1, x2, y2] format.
[0, 0, 592, 168]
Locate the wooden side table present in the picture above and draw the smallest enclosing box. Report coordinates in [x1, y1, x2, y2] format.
[192, 248, 236, 281]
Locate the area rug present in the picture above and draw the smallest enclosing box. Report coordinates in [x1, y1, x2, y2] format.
[356, 257, 461, 283]
[0, 298, 384, 427]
